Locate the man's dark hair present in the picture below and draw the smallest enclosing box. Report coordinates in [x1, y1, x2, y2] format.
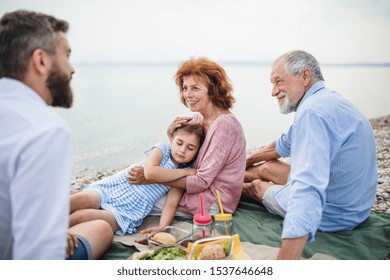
[0, 10, 69, 80]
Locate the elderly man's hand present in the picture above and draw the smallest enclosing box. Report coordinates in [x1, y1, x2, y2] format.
[127, 166, 149, 184]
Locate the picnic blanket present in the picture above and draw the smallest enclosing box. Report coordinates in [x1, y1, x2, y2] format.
[101, 201, 390, 260]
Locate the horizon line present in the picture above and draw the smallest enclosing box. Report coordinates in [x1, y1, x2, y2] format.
[73, 60, 390, 68]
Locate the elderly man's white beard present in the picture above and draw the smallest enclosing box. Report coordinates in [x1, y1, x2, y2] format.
[277, 92, 297, 114]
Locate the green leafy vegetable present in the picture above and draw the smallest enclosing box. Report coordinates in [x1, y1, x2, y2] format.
[223, 243, 231, 256]
[140, 247, 187, 260]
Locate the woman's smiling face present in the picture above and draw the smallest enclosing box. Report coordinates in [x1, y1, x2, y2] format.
[181, 75, 210, 114]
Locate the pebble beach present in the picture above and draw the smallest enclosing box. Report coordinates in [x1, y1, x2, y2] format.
[369, 115, 390, 214]
[71, 114, 390, 214]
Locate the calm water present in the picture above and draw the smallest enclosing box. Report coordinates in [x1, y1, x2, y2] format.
[54, 64, 390, 175]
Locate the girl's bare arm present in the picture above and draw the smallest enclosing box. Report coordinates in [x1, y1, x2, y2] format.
[158, 188, 185, 228]
[144, 148, 196, 183]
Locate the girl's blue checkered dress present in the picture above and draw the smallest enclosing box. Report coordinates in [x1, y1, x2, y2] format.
[84, 142, 178, 235]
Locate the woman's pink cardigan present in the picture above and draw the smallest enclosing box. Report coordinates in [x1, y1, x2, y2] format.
[180, 113, 246, 214]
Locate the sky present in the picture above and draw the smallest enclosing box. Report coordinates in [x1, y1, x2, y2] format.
[1, 0, 390, 64]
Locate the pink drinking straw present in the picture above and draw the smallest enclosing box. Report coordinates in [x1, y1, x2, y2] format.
[199, 193, 206, 238]
[200, 193, 204, 217]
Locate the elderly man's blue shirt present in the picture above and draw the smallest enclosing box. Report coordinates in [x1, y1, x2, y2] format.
[275, 81, 377, 241]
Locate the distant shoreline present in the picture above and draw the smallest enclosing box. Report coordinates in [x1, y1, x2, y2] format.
[73, 61, 390, 68]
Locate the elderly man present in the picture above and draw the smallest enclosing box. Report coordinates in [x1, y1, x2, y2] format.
[242, 50, 377, 259]
[0, 10, 113, 259]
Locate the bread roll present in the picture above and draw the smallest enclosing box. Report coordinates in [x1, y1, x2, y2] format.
[151, 232, 177, 244]
[198, 244, 227, 260]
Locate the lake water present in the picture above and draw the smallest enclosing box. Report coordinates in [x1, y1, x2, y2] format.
[54, 63, 390, 175]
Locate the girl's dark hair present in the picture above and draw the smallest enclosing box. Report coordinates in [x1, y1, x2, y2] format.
[172, 122, 205, 168]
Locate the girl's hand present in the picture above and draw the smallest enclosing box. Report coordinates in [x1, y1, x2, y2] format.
[135, 227, 161, 244]
[167, 117, 192, 139]
[127, 166, 149, 184]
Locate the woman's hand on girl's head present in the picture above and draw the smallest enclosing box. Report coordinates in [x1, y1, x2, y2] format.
[167, 116, 193, 139]
[127, 166, 148, 184]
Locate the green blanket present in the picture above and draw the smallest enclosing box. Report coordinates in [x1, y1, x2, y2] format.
[101, 201, 390, 260]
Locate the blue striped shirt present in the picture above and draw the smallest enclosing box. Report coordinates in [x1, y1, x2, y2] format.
[275, 81, 377, 241]
[85, 142, 179, 234]
[134, 142, 177, 203]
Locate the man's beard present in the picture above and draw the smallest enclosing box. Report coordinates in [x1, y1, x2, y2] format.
[46, 64, 73, 108]
[277, 92, 296, 114]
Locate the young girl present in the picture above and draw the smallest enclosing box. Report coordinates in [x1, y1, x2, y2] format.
[69, 123, 205, 235]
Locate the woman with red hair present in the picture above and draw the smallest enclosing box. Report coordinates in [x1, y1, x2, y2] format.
[129, 57, 246, 223]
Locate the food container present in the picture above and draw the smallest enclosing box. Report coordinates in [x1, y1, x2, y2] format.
[187, 235, 234, 260]
[146, 226, 191, 248]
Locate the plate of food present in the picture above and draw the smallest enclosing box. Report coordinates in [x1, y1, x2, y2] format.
[146, 226, 191, 248]
[187, 236, 234, 260]
[187, 234, 251, 260]
[131, 231, 251, 260]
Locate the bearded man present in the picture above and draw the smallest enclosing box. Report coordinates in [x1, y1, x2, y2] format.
[242, 50, 377, 260]
[0, 10, 113, 260]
